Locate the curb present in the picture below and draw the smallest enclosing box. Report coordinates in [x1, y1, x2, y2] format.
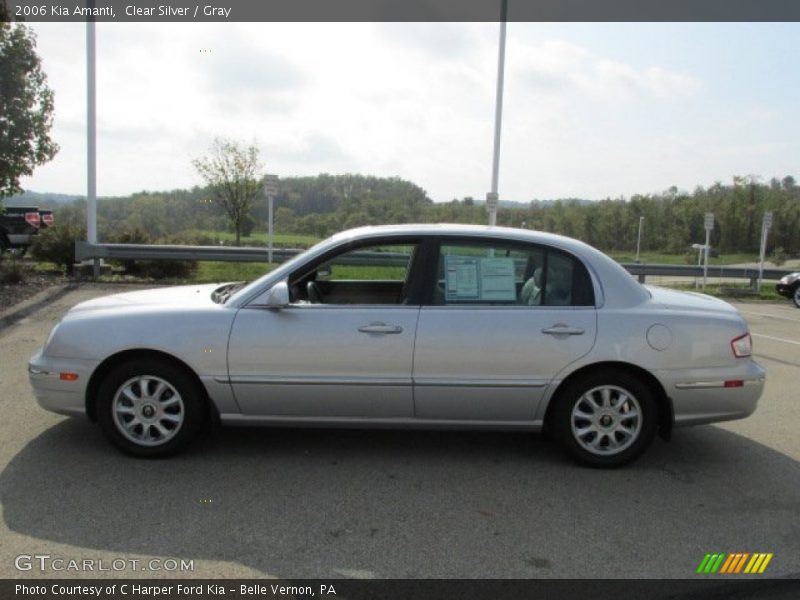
[0, 282, 81, 332]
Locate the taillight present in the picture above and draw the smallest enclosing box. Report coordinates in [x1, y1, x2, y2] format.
[731, 333, 752, 358]
[41, 213, 54, 226]
[25, 211, 41, 228]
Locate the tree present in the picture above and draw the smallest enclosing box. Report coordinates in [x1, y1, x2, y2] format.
[192, 138, 263, 245]
[0, 22, 59, 202]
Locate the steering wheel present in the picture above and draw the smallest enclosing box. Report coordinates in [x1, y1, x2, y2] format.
[307, 281, 324, 304]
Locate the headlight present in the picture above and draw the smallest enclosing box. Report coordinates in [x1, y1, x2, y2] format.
[780, 276, 789, 284]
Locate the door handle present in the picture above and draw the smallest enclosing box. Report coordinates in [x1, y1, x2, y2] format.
[358, 322, 403, 334]
[542, 324, 585, 336]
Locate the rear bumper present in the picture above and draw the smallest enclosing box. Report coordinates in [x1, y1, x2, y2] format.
[655, 360, 766, 427]
[6, 233, 34, 247]
[28, 349, 97, 417]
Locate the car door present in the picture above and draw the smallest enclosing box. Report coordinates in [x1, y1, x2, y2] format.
[412, 239, 598, 422]
[227, 240, 422, 418]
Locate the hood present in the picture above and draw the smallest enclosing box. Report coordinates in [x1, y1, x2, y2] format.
[644, 285, 738, 314]
[68, 283, 226, 314]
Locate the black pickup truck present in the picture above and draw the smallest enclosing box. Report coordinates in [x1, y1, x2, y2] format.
[0, 206, 53, 253]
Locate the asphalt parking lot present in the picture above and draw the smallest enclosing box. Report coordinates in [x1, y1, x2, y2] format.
[0, 285, 798, 579]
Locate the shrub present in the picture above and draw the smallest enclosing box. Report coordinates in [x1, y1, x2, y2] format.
[240, 214, 255, 238]
[0, 260, 25, 284]
[771, 246, 788, 267]
[30, 223, 86, 274]
[107, 228, 199, 280]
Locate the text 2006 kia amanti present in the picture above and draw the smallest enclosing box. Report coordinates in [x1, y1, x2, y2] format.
[29, 225, 765, 467]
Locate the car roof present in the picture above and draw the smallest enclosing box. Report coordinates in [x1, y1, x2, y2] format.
[328, 223, 588, 251]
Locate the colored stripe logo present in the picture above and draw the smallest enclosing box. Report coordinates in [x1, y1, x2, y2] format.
[697, 553, 773, 574]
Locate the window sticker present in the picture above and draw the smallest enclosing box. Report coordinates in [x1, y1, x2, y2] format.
[445, 256, 479, 300]
[444, 255, 516, 302]
[479, 258, 516, 301]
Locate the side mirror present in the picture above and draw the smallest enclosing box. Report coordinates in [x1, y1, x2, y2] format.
[261, 281, 290, 308]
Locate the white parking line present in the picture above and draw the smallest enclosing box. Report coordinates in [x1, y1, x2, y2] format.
[739, 309, 800, 323]
[751, 332, 800, 346]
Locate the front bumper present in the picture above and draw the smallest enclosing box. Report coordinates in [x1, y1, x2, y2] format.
[656, 359, 766, 427]
[775, 283, 795, 299]
[28, 349, 98, 417]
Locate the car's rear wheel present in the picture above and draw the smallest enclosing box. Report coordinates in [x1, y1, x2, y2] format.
[551, 370, 658, 467]
[96, 359, 206, 457]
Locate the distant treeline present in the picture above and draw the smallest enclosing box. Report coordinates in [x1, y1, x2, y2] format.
[20, 173, 800, 255]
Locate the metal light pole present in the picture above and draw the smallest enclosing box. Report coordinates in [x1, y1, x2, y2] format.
[487, 0, 507, 226]
[263, 174, 279, 264]
[86, 13, 98, 278]
[635, 216, 644, 263]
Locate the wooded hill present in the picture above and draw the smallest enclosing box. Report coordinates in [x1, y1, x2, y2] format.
[12, 173, 800, 255]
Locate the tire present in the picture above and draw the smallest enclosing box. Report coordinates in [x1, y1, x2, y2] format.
[550, 369, 658, 468]
[793, 284, 800, 309]
[96, 358, 207, 457]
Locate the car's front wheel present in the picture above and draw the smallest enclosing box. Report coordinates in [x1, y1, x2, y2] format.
[551, 370, 658, 467]
[793, 284, 800, 308]
[96, 358, 206, 457]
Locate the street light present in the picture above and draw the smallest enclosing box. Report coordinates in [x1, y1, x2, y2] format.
[86, 11, 98, 278]
[487, 0, 507, 226]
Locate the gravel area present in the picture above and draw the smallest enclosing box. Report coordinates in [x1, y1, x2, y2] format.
[0, 260, 70, 313]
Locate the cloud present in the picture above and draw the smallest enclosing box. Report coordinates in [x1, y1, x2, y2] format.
[512, 39, 701, 101]
[201, 39, 306, 95]
[375, 23, 485, 61]
[266, 133, 350, 165]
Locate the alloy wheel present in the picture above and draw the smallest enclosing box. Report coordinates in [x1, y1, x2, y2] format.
[570, 385, 642, 456]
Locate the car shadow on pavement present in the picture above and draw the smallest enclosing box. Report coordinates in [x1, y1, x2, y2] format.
[2, 419, 799, 578]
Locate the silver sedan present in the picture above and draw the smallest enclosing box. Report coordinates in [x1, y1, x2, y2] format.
[29, 224, 765, 467]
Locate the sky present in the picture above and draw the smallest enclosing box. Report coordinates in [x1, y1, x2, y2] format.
[19, 22, 800, 202]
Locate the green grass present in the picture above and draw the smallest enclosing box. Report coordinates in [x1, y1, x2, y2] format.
[327, 265, 408, 280]
[665, 282, 785, 302]
[608, 251, 759, 266]
[191, 230, 320, 248]
[194, 261, 278, 283]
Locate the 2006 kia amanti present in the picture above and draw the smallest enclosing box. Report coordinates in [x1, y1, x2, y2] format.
[29, 225, 765, 466]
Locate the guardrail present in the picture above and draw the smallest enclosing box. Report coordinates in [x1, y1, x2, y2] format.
[75, 241, 793, 286]
[74, 242, 409, 267]
[622, 263, 792, 287]
[76, 242, 301, 263]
